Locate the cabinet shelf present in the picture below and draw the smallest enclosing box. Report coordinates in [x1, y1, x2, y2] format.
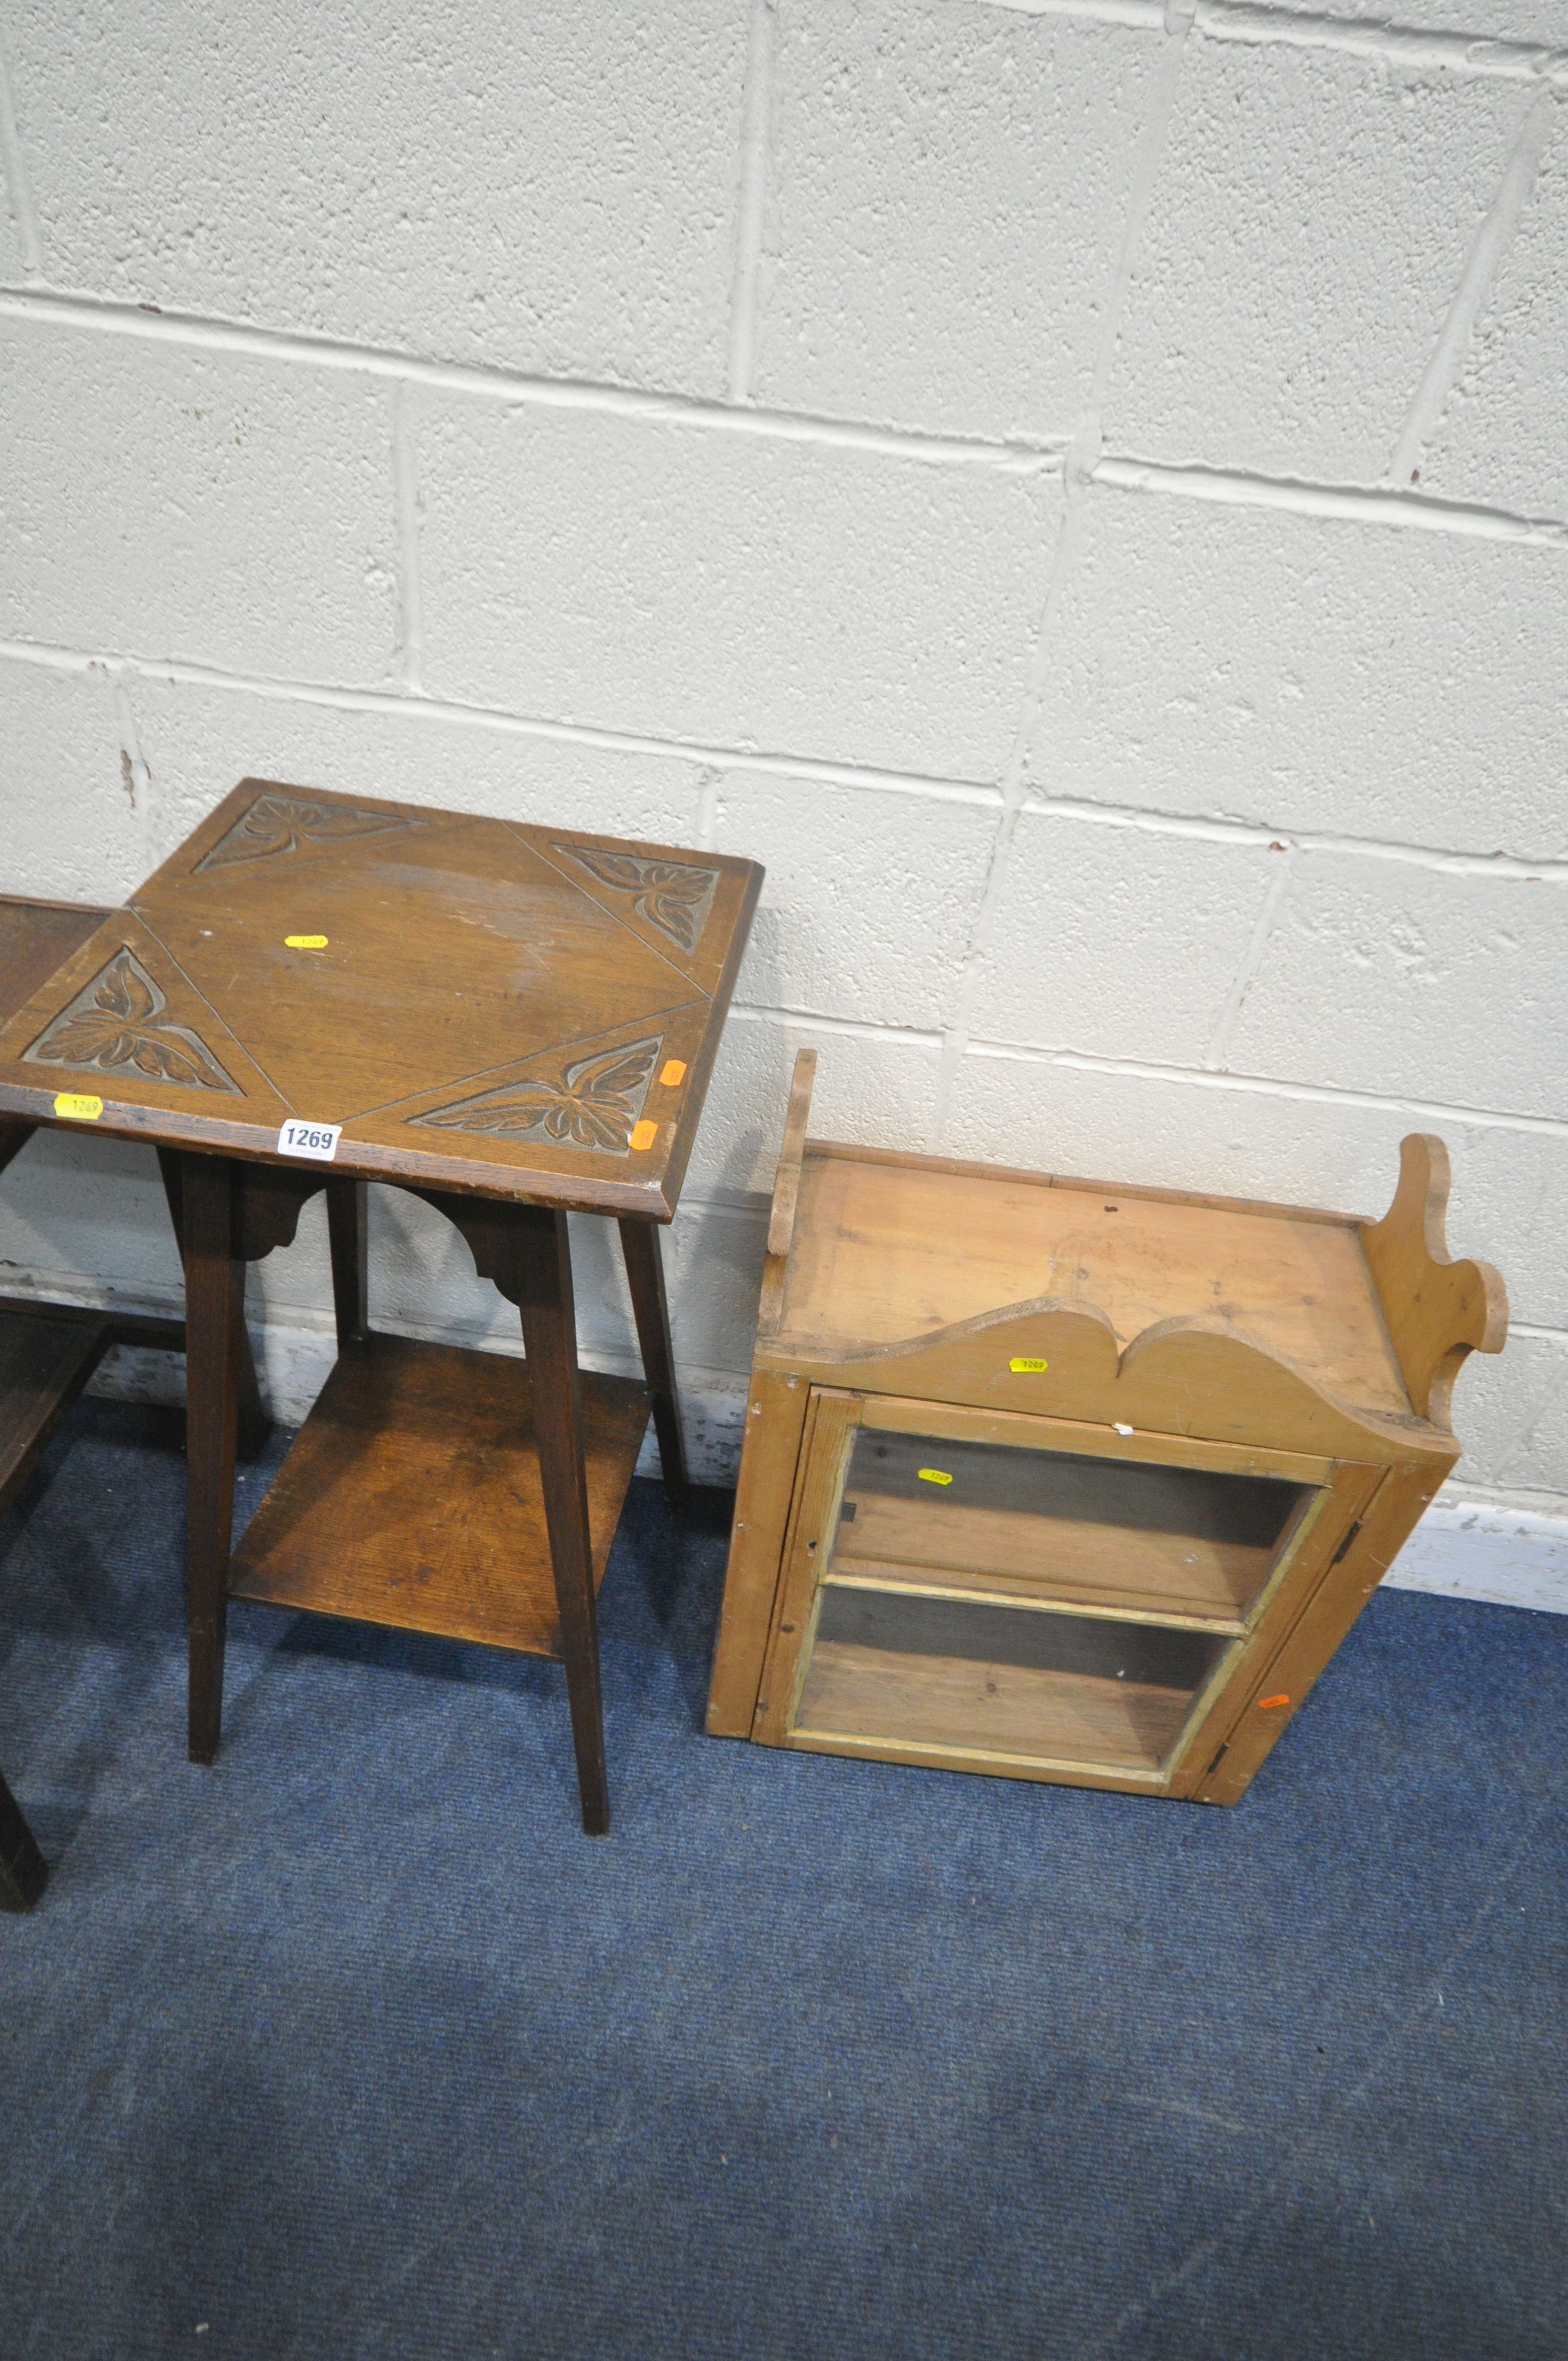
[797, 1641, 1200, 1775]
[793, 1586, 1232, 1776]
[824, 1567, 1245, 1637]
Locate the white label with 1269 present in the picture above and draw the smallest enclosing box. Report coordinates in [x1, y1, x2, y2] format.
[276, 1119, 342, 1162]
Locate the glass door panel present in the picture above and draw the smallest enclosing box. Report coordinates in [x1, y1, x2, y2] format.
[831, 1426, 1313, 1624]
[795, 1585, 1233, 1774]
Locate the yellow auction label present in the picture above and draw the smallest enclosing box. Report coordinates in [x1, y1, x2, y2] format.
[629, 1119, 658, 1152]
[1009, 1356, 1049, 1373]
[659, 1059, 687, 1087]
[284, 934, 329, 949]
[917, 1468, 954, 1486]
[53, 1092, 104, 1121]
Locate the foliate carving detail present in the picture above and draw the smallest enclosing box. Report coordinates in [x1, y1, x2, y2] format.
[411, 1037, 661, 1154]
[556, 845, 718, 954]
[196, 793, 416, 871]
[24, 949, 241, 1094]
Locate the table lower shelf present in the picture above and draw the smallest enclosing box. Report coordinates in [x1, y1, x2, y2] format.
[228, 1332, 650, 1658]
[0, 1293, 185, 1514]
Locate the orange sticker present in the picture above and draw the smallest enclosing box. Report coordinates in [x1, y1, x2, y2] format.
[629, 1119, 658, 1152]
[1257, 1694, 1291, 1711]
[659, 1059, 687, 1087]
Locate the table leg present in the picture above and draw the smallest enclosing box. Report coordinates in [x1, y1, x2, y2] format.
[159, 1147, 269, 1460]
[618, 1216, 689, 1510]
[181, 1154, 244, 1765]
[515, 1207, 609, 1836]
[0, 1118, 36, 1183]
[0, 1768, 48, 1911]
[326, 1179, 369, 1350]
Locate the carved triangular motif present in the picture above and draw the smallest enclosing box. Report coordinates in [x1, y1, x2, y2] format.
[24, 947, 241, 1094]
[552, 845, 718, 956]
[196, 791, 422, 872]
[410, 1035, 662, 1154]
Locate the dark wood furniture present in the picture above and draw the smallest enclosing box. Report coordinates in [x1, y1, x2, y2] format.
[0, 790, 761, 1833]
[1, 895, 205, 1907]
[0, 1767, 48, 1911]
[0, 895, 271, 1479]
[709, 1053, 1507, 1803]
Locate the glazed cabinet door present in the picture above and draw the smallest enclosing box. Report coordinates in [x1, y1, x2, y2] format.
[755, 1391, 1381, 1794]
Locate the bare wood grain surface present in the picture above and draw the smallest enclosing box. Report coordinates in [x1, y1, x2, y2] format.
[777, 1151, 1413, 1417]
[0, 1308, 111, 1508]
[1362, 1134, 1508, 1424]
[228, 1332, 648, 1661]
[766, 1047, 818, 1260]
[829, 1494, 1275, 1623]
[704, 1369, 813, 1737]
[796, 1639, 1193, 1771]
[0, 897, 110, 1027]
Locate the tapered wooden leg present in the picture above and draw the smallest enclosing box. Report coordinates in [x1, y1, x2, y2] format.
[0, 1118, 36, 1183]
[181, 1154, 245, 1766]
[0, 1769, 48, 1911]
[515, 1207, 608, 1836]
[618, 1215, 689, 1510]
[326, 1179, 369, 1351]
[159, 1147, 269, 1460]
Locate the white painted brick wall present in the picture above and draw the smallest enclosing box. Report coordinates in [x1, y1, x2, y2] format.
[968, 813, 1282, 1067]
[1245, 1, 1568, 45]
[1, 0, 1564, 1528]
[124, 677, 711, 854]
[714, 770, 998, 1029]
[1023, 485, 1568, 855]
[411, 397, 1061, 779]
[4, 0, 749, 395]
[0, 655, 151, 900]
[1424, 111, 1568, 517]
[0, 321, 399, 680]
[755, 2, 1165, 439]
[1103, 43, 1527, 483]
[1225, 851, 1565, 1118]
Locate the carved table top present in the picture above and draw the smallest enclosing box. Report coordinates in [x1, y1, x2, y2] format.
[0, 782, 763, 1217]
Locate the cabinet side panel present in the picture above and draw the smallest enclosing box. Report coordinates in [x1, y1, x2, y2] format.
[705, 1370, 811, 1736]
[1193, 1465, 1442, 1804]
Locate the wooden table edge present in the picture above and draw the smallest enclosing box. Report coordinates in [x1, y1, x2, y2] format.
[0, 1084, 679, 1220]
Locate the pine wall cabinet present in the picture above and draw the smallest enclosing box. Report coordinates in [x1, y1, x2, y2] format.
[707, 1054, 1506, 1804]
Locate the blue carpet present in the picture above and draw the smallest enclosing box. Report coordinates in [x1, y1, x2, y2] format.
[0, 1399, 1564, 2361]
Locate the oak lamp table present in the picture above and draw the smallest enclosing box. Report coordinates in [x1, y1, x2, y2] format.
[0, 786, 761, 1834]
[709, 1052, 1507, 1803]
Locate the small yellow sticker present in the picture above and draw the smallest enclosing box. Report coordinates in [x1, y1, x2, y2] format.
[53, 1092, 103, 1121]
[629, 1119, 658, 1152]
[284, 934, 329, 950]
[659, 1059, 687, 1088]
[1257, 1693, 1291, 1711]
[917, 1468, 953, 1486]
[1009, 1357, 1049, 1373]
